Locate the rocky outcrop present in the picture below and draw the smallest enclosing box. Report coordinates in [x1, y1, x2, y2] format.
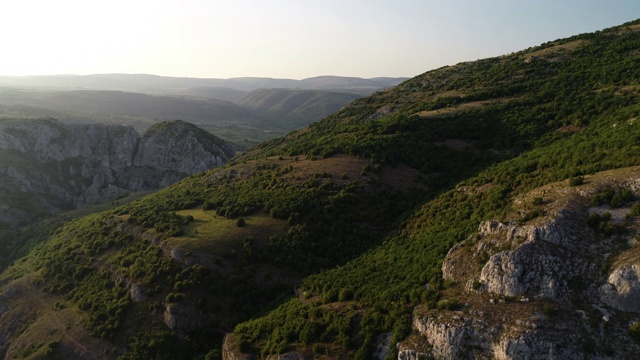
[0, 118, 234, 226]
[163, 303, 206, 333]
[129, 284, 147, 302]
[221, 334, 308, 360]
[599, 264, 640, 312]
[474, 212, 593, 302]
[400, 172, 640, 359]
[222, 335, 255, 360]
[399, 308, 592, 360]
[134, 121, 232, 175]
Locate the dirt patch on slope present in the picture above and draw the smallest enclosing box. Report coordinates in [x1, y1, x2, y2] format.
[523, 39, 587, 62]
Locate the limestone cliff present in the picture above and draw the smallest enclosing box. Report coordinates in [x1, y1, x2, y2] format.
[398, 167, 640, 359]
[0, 118, 234, 227]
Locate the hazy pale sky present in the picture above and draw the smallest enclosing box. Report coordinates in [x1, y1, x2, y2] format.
[1, 0, 639, 79]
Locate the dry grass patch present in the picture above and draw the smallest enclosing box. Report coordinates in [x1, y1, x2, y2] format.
[416, 97, 518, 119]
[556, 124, 582, 133]
[616, 23, 640, 35]
[251, 154, 425, 191]
[523, 39, 587, 62]
[171, 210, 287, 253]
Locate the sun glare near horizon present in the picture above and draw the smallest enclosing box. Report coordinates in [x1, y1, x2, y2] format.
[0, 0, 177, 76]
[1, 0, 639, 79]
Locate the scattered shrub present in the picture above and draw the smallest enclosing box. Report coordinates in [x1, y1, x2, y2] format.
[436, 299, 459, 311]
[338, 288, 353, 301]
[542, 303, 557, 317]
[472, 279, 482, 290]
[569, 176, 584, 186]
[629, 322, 640, 342]
[631, 201, 640, 217]
[520, 209, 543, 224]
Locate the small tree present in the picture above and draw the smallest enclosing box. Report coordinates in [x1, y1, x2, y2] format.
[629, 322, 640, 342]
[569, 176, 584, 186]
[236, 218, 246, 227]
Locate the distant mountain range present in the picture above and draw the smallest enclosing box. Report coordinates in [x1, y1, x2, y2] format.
[0, 75, 406, 150]
[0, 74, 408, 97]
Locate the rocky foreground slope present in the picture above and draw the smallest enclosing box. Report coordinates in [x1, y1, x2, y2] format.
[0, 118, 234, 227]
[398, 167, 640, 359]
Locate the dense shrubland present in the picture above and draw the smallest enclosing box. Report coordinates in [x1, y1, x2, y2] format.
[228, 20, 640, 357]
[233, 100, 640, 358]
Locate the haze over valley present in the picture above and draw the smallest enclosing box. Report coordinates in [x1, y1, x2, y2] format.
[0, 75, 403, 150]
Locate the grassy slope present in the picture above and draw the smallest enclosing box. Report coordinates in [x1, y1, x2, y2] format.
[1, 19, 639, 360]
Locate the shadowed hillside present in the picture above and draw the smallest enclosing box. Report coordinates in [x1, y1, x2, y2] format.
[235, 89, 362, 129]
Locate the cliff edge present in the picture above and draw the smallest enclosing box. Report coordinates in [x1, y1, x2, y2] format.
[0, 118, 234, 227]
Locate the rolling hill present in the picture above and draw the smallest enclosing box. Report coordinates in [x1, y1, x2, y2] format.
[235, 89, 362, 129]
[0, 74, 407, 97]
[1, 19, 640, 360]
[0, 87, 365, 151]
[0, 87, 259, 127]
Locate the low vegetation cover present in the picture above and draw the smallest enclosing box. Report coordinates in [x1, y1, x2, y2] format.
[233, 101, 640, 358]
[1, 19, 640, 359]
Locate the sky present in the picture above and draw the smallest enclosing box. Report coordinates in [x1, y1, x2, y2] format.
[1, 0, 639, 79]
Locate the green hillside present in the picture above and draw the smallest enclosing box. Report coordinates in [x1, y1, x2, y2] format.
[235, 89, 362, 130]
[1, 19, 640, 360]
[0, 88, 259, 126]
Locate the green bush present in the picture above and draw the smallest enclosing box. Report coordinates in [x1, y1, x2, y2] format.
[569, 176, 584, 186]
[542, 303, 556, 317]
[165, 293, 183, 303]
[472, 279, 482, 290]
[436, 299, 459, 311]
[629, 322, 640, 342]
[338, 288, 353, 301]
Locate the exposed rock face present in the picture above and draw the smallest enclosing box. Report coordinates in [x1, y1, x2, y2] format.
[222, 335, 255, 360]
[0, 118, 234, 226]
[599, 264, 640, 312]
[475, 212, 592, 302]
[400, 172, 640, 359]
[163, 303, 206, 333]
[129, 284, 147, 302]
[399, 312, 587, 360]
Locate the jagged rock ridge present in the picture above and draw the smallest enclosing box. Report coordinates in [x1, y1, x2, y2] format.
[0, 118, 234, 227]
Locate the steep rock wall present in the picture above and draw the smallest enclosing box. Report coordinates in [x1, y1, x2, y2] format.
[0, 118, 234, 226]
